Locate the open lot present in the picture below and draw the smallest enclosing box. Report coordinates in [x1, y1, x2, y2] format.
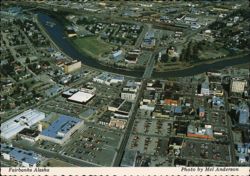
[72, 36, 114, 58]
[41, 158, 76, 167]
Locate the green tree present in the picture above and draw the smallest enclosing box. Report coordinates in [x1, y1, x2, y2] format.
[25, 57, 31, 64]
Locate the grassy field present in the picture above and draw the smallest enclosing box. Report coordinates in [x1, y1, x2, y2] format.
[41, 158, 76, 167]
[72, 36, 114, 58]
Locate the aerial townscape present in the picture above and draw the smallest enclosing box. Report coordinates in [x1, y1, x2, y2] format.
[0, 0, 250, 169]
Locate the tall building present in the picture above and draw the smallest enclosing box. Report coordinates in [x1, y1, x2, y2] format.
[64, 60, 81, 73]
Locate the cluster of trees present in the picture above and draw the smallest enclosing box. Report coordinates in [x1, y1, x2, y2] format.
[77, 17, 95, 25]
[179, 41, 200, 62]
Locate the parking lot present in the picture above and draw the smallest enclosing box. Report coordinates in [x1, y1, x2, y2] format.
[61, 125, 122, 166]
[133, 119, 172, 136]
[181, 139, 231, 163]
[128, 135, 159, 155]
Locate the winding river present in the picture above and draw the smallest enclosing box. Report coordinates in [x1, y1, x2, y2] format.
[37, 12, 250, 78]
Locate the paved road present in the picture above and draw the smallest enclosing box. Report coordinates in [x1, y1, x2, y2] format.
[224, 91, 236, 165]
[112, 80, 147, 166]
[143, 52, 155, 79]
[135, 24, 150, 48]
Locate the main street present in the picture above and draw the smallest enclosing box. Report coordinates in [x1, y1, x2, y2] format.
[224, 91, 236, 165]
[112, 50, 156, 166]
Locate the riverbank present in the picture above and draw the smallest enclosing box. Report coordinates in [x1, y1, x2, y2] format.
[36, 12, 250, 79]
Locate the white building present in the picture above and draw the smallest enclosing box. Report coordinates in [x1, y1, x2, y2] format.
[93, 72, 124, 86]
[231, 78, 247, 93]
[121, 91, 137, 102]
[0, 109, 45, 139]
[201, 81, 210, 96]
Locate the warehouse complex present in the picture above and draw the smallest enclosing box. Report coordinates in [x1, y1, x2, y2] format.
[0, 109, 45, 140]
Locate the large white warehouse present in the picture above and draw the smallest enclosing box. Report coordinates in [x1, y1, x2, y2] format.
[0, 109, 45, 139]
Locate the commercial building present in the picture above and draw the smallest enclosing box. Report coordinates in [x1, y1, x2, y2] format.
[62, 88, 78, 98]
[98, 112, 111, 126]
[211, 96, 224, 109]
[0, 109, 45, 140]
[140, 102, 155, 111]
[18, 128, 40, 143]
[64, 60, 81, 73]
[236, 103, 249, 125]
[39, 115, 84, 145]
[125, 50, 140, 64]
[187, 124, 213, 139]
[121, 91, 137, 102]
[123, 80, 140, 93]
[112, 50, 123, 62]
[93, 72, 124, 86]
[67, 90, 95, 104]
[114, 101, 132, 118]
[210, 83, 224, 96]
[198, 107, 205, 118]
[109, 118, 127, 129]
[108, 98, 125, 112]
[1, 143, 41, 167]
[141, 31, 156, 49]
[184, 17, 198, 23]
[231, 78, 247, 93]
[201, 81, 210, 96]
[164, 99, 179, 106]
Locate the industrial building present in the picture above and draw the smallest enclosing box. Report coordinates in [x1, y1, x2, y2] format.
[0, 143, 41, 167]
[0, 109, 45, 140]
[64, 60, 81, 73]
[39, 115, 84, 145]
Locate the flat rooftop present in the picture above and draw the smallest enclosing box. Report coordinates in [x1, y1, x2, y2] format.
[40, 115, 82, 139]
[0, 143, 40, 165]
[68, 91, 95, 103]
[0, 109, 45, 139]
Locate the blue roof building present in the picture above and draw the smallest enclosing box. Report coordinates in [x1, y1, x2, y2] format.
[0, 143, 41, 167]
[237, 104, 249, 125]
[40, 115, 84, 144]
[112, 50, 123, 62]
